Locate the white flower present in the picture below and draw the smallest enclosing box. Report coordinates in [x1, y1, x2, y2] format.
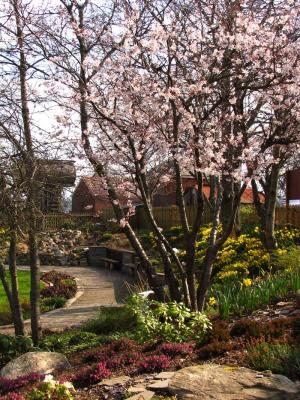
[43, 374, 55, 383]
[63, 381, 74, 390]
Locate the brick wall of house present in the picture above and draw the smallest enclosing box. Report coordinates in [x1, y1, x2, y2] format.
[72, 180, 95, 213]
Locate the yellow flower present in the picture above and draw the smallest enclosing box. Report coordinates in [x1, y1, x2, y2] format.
[243, 278, 252, 287]
[208, 297, 217, 306]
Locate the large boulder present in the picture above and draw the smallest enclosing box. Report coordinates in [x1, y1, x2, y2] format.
[168, 364, 300, 400]
[0, 352, 70, 380]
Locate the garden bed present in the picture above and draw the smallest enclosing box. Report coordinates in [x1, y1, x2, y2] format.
[0, 270, 77, 326]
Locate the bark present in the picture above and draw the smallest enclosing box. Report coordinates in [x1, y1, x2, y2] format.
[197, 183, 247, 310]
[0, 263, 14, 314]
[8, 230, 24, 336]
[251, 161, 280, 250]
[12, 0, 40, 343]
[264, 163, 280, 250]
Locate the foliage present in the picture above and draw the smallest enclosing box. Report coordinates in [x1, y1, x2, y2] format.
[246, 342, 300, 379]
[0, 373, 43, 395]
[0, 393, 26, 400]
[82, 306, 137, 335]
[40, 331, 108, 354]
[29, 375, 75, 400]
[40, 271, 77, 300]
[72, 362, 111, 388]
[127, 295, 211, 343]
[156, 342, 194, 356]
[210, 267, 300, 318]
[198, 341, 234, 360]
[0, 334, 34, 367]
[40, 297, 66, 312]
[138, 355, 170, 373]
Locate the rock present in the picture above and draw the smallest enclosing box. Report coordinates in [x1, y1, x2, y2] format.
[276, 301, 293, 307]
[168, 364, 300, 400]
[127, 386, 147, 394]
[126, 391, 155, 400]
[99, 375, 130, 386]
[147, 379, 170, 390]
[296, 290, 300, 309]
[0, 352, 70, 380]
[155, 371, 175, 380]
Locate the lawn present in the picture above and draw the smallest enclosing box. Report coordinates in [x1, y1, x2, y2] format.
[0, 270, 31, 309]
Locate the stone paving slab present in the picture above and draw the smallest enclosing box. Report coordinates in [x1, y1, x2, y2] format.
[0, 265, 133, 334]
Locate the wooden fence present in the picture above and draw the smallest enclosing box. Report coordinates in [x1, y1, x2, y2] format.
[38, 205, 300, 232]
[275, 206, 300, 228]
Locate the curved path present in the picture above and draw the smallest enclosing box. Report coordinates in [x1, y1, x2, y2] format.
[0, 266, 133, 334]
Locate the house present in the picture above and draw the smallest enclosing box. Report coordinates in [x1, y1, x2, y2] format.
[72, 175, 140, 214]
[152, 175, 264, 207]
[72, 173, 263, 214]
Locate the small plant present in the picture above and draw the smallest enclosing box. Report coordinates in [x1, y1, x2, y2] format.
[156, 343, 194, 356]
[41, 297, 66, 312]
[246, 342, 300, 379]
[29, 375, 75, 400]
[0, 335, 34, 367]
[197, 341, 234, 360]
[0, 393, 26, 400]
[138, 355, 170, 373]
[82, 306, 137, 335]
[0, 373, 43, 395]
[72, 362, 111, 388]
[127, 295, 211, 343]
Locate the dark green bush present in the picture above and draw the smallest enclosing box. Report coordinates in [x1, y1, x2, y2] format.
[82, 306, 137, 335]
[0, 334, 34, 367]
[40, 296, 66, 312]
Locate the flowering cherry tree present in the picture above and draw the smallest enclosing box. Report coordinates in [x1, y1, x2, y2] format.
[40, 0, 300, 310]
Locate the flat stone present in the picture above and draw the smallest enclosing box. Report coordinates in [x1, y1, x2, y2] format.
[168, 364, 300, 400]
[126, 391, 155, 400]
[0, 352, 70, 380]
[147, 379, 170, 390]
[128, 386, 147, 394]
[99, 375, 130, 386]
[276, 301, 293, 307]
[155, 371, 175, 379]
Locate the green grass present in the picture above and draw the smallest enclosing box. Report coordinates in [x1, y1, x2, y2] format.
[0, 270, 46, 325]
[0, 270, 31, 309]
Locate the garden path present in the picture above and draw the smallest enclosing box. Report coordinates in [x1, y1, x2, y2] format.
[0, 265, 133, 334]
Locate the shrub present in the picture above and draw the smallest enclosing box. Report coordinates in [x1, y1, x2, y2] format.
[0, 394, 26, 400]
[0, 335, 34, 367]
[40, 331, 102, 353]
[246, 342, 300, 379]
[198, 341, 234, 360]
[138, 355, 170, 373]
[127, 295, 211, 343]
[72, 363, 110, 388]
[82, 306, 137, 335]
[0, 374, 43, 395]
[230, 319, 261, 338]
[156, 343, 194, 356]
[204, 320, 230, 344]
[40, 271, 77, 300]
[40, 296, 66, 312]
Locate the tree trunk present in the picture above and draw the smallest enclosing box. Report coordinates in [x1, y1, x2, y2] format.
[0, 263, 14, 314]
[8, 230, 24, 336]
[29, 228, 40, 344]
[264, 163, 280, 250]
[12, 0, 40, 343]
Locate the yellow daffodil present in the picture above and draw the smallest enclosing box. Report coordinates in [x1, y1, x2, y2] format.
[243, 278, 252, 287]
